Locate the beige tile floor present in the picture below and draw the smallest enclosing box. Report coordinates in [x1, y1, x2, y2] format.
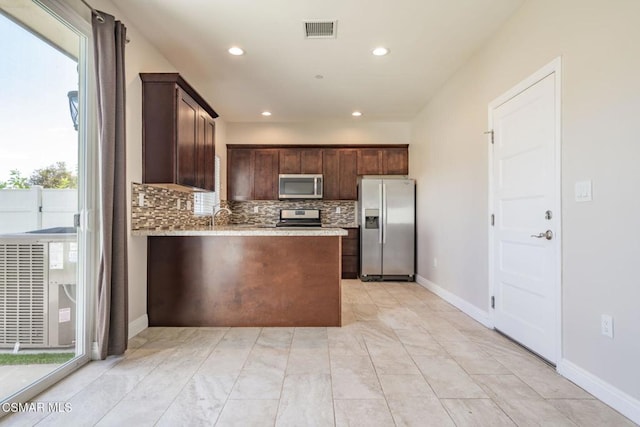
[2, 280, 636, 426]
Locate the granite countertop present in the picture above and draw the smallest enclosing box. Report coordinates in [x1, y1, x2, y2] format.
[132, 224, 349, 237]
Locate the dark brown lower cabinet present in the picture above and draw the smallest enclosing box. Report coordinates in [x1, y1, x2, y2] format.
[147, 235, 342, 326]
[342, 228, 359, 279]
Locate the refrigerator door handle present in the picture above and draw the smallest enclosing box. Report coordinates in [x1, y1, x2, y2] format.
[378, 183, 383, 244]
[382, 183, 387, 244]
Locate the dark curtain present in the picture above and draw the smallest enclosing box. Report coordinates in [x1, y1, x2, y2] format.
[92, 11, 128, 359]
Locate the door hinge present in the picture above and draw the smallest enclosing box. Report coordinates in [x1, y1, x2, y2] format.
[491, 296, 495, 309]
[490, 214, 495, 226]
[484, 130, 494, 144]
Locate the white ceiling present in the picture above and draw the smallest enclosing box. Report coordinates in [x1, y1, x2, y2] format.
[111, 0, 525, 122]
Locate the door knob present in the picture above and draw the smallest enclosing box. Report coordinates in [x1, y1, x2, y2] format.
[530, 230, 553, 240]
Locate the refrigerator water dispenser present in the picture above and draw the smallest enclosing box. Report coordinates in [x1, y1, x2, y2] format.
[364, 209, 379, 229]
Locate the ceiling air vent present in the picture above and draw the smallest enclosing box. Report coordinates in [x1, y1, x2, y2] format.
[304, 20, 337, 39]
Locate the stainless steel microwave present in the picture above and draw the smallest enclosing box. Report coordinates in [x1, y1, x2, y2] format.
[278, 174, 323, 199]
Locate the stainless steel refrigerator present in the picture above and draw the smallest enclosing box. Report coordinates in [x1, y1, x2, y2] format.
[358, 176, 415, 281]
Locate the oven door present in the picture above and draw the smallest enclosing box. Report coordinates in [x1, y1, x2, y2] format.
[279, 174, 323, 199]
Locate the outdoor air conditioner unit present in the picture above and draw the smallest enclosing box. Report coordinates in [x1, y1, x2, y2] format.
[0, 237, 76, 349]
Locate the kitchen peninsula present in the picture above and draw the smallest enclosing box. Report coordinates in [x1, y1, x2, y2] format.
[137, 226, 346, 327]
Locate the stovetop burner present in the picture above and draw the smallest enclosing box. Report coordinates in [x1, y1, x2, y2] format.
[276, 209, 322, 227]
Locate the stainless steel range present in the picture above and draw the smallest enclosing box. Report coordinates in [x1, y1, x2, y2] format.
[275, 209, 322, 227]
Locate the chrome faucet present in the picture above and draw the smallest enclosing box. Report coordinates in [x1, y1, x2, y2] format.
[211, 207, 232, 228]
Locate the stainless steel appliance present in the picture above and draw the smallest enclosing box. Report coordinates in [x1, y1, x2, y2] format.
[276, 209, 322, 227]
[358, 176, 415, 281]
[278, 174, 323, 199]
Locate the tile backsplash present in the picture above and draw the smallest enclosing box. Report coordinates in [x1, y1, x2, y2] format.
[131, 182, 357, 231]
[131, 183, 212, 231]
[226, 200, 357, 226]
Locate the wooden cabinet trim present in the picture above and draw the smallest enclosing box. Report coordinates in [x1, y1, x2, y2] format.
[141, 72, 218, 118]
[227, 144, 408, 150]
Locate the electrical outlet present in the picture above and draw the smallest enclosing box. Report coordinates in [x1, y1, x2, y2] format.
[138, 193, 145, 207]
[336, 206, 341, 214]
[187, 200, 192, 211]
[177, 199, 181, 210]
[433, 257, 438, 268]
[253, 206, 259, 213]
[601, 314, 614, 338]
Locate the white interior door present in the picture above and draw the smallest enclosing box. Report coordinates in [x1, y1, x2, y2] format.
[490, 65, 560, 363]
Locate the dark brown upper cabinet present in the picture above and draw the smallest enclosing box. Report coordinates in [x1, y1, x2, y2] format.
[357, 147, 409, 175]
[253, 149, 279, 200]
[279, 149, 323, 174]
[140, 73, 218, 191]
[357, 149, 383, 175]
[227, 148, 279, 200]
[227, 144, 408, 201]
[382, 147, 408, 175]
[319, 149, 358, 200]
[227, 148, 254, 200]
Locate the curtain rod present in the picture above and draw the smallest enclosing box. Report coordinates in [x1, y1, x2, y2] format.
[80, 0, 104, 23]
[80, 0, 130, 43]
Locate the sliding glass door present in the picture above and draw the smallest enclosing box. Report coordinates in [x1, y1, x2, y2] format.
[0, 0, 95, 412]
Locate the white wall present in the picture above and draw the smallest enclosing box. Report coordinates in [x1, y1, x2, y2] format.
[226, 121, 411, 146]
[411, 0, 640, 413]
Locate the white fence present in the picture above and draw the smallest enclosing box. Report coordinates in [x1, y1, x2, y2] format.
[0, 187, 77, 234]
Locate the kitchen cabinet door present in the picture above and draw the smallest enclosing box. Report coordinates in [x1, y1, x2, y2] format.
[339, 149, 358, 200]
[279, 148, 322, 174]
[382, 148, 408, 175]
[279, 149, 301, 174]
[176, 88, 199, 187]
[357, 149, 383, 175]
[342, 228, 360, 279]
[254, 149, 279, 200]
[228, 149, 254, 200]
[323, 149, 357, 200]
[322, 150, 340, 200]
[300, 149, 323, 173]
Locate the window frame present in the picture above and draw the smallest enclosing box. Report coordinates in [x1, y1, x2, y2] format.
[0, 0, 99, 411]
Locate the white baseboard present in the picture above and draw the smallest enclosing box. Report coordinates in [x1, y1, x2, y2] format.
[128, 314, 149, 339]
[415, 274, 493, 328]
[557, 359, 640, 425]
[414, 275, 639, 424]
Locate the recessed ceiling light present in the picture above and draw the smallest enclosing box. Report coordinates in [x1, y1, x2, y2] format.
[228, 46, 244, 56]
[372, 47, 389, 56]
[352, 111, 362, 117]
[261, 111, 272, 117]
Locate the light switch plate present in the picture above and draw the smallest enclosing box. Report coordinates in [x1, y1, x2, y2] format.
[575, 180, 592, 202]
[138, 193, 145, 207]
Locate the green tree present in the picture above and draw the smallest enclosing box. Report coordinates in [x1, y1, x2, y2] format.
[28, 162, 77, 189]
[0, 169, 30, 189]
